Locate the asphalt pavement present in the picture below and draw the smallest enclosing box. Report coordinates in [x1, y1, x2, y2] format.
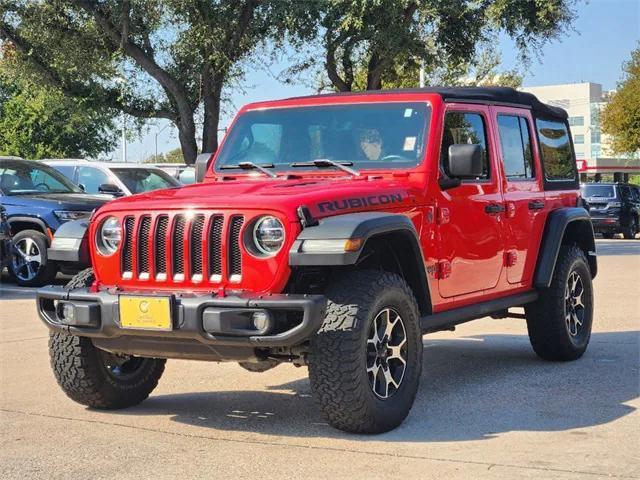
[1, 239, 639, 479]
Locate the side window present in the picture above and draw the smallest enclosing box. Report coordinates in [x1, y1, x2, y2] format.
[497, 115, 535, 179]
[77, 167, 110, 194]
[535, 119, 576, 181]
[50, 165, 76, 182]
[441, 111, 490, 180]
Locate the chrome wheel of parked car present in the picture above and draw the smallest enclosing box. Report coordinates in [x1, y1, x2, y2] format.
[366, 308, 408, 399]
[12, 236, 43, 282]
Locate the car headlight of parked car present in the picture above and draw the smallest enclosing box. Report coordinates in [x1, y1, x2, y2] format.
[96, 216, 122, 256]
[250, 216, 285, 256]
[54, 210, 92, 222]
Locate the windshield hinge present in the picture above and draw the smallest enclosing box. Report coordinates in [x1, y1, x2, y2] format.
[297, 206, 318, 229]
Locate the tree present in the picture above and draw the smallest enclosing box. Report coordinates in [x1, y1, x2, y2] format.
[0, 1, 305, 163]
[313, 41, 523, 91]
[299, 0, 577, 92]
[144, 147, 184, 164]
[601, 46, 640, 155]
[0, 74, 117, 159]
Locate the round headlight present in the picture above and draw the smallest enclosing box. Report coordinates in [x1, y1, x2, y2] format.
[252, 216, 285, 256]
[97, 216, 122, 256]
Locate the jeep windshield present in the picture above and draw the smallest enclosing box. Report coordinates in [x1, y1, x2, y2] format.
[215, 103, 430, 174]
[582, 185, 616, 198]
[0, 160, 82, 195]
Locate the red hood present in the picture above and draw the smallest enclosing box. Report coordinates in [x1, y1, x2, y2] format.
[96, 174, 422, 221]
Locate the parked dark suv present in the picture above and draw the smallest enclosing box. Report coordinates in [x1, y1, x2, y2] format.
[581, 183, 640, 239]
[0, 158, 108, 286]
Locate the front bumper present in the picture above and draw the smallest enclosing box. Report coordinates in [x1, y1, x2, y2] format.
[36, 287, 326, 361]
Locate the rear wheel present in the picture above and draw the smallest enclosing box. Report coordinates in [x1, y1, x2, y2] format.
[525, 246, 594, 361]
[9, 229, 56, 287]
[309, 270, 423, 433]
[48, 268, 165, 409]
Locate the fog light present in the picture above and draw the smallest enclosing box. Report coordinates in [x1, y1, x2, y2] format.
[252, 311, 271, 332]
[60, 303, 76, 324]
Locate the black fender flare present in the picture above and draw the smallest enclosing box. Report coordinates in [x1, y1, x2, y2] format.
[534, 207, 597, 288]
[47, 219, 90, 264]
[289, 212, 432, 314]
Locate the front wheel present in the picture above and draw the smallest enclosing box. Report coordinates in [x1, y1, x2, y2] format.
[309, 270, 423, 433]
[9, 229, 57, 286]
[525, 246, 594, 361]
[48, 268, 165, 408]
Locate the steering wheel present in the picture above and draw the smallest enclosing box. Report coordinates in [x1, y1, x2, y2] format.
[380, 154, 407, 162]
[34, 182, 51, 191]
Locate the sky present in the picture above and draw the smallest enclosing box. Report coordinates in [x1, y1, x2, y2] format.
[117, 0, 639, 163]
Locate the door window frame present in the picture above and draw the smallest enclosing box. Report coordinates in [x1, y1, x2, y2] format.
[439, 104, 494, 185]
[493, 108, 540, 184]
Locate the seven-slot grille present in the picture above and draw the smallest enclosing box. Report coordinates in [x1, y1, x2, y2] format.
[120, 213, 245, 284]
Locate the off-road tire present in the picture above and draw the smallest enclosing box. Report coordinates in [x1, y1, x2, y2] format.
[9, 229, 56, 287]
[309, 270, 423, 434]
[525, 246, 594, 361]
[49, 268, 166, 409]
[622, 218, 638, 239]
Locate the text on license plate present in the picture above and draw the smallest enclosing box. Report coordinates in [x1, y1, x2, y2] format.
[119, 296, 172, 331]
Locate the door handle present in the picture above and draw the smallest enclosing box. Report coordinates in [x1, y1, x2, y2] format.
[485, 203, 505, 214]
[528, 200, 545, 210]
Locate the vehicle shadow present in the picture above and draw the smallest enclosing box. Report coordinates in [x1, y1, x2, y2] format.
[123, 331, 639, 442]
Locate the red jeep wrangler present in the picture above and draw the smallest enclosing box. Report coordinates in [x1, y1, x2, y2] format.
[37, 87, 596, 433]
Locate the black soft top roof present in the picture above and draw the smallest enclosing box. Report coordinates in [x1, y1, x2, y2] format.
[287, 86, 568, 121]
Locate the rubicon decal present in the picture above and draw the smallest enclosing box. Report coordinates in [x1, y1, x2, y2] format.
[317, 193, 404, 213]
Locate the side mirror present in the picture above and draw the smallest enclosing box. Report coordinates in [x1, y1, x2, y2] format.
[447, 144, 483, 178]
[78, 183, 86, 192]
[195, 153, 213, 183]
[439, 144, 483, 191]
[98, 183, 124, 197]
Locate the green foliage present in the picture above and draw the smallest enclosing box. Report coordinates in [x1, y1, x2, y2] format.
[143, 147, 184, 164]
[0, 0, 306, 163]
[602, 46, 640, 155]
[0, 75, 117, 159]
[296, 0, 577, 92]
[316, 42, 523, 91]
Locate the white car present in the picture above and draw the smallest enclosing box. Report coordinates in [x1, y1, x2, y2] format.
[43, 159, 181, 197]
[152, 163, 196, 185]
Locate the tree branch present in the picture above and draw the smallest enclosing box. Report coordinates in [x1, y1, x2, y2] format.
[68, 0, 191, 119]
[325, 30, 352, 92]
[0, 23, 174, 120]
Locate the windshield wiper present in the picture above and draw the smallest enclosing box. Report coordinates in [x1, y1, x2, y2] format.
[290, 158, 360, 177]
[219, 161, 277, 178]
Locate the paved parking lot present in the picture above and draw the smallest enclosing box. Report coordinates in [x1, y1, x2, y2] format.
[1, 239, 639, 479]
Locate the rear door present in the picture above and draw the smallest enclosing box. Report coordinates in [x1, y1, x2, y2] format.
[437, 104, 505, 298]
[492, 107, 546, 285]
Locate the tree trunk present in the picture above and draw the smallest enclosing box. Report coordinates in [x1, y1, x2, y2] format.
[176, 116, 198, 165]
[201, 72, 223, 154]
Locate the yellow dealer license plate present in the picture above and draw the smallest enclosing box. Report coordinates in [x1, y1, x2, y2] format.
[119, 296, 172, 331]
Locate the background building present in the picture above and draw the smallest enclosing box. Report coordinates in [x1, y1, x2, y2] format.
[522, 82, 640, 182]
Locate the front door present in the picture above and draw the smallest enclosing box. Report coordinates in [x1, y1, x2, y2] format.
[437, 105, 505, 299]
[492, 107, 546, 285]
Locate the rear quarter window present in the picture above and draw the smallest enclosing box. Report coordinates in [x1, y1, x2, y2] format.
[535, 119, 576, 182]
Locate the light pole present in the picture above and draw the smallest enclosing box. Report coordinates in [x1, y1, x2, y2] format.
[121, 113, 127, 163]
[115, 76, 127, 162]
[154, 122, 172, 160]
